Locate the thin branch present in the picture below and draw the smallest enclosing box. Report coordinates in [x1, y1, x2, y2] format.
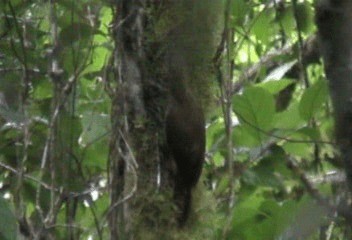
[0, 160, 106, 197]
[0, 161, 57, 191]
[102, 163, 138, 231]
[233, 35, 319, 94]
[292, 0, 310, 87]
[234, 108, 335, 146]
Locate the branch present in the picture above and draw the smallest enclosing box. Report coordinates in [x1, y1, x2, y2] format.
[233, 35, 320, 94]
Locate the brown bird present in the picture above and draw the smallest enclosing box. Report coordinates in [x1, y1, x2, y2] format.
[165, 81, 206, 226]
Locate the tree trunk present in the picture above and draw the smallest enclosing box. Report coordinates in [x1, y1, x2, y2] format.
[316, 0, 352, 189]
[108, 0, 221, 238]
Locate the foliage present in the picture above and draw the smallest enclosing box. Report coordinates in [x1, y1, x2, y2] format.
[0, 0, 347, 239]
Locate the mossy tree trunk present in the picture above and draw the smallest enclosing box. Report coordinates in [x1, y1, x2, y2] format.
[108, 0, 221, 238]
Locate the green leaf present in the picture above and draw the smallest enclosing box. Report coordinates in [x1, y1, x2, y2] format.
[233, 87, 276, 143]
[252, 10, 275, 44]
[231, 194, 326, 240]
[83, 46, 109, 74]
[278, 6, 295, 37]
[257, 79, 294, 95]
[276, 196, 328, 239]
[282, 131, 313, 158]
[274, 101, 305, 129]
[230, 191, 267, 239]
[295, 2, 315, 34]
[0, 197, 17, 240]
[232, 0, 248, 26]
[299, 79, 328, 121]
[32, 80, 53, 100]
[83, 140, 109, 169]
[233, 125, 261, 147]
[80, 111, 110, 168]
[98, 7, 113, 36]
[243, 150, 286, 188]
[206, 119, 225, 150]
[233, 190, 265, 224]
[80, 111, 110, 145]
[212, 152, 225, 167]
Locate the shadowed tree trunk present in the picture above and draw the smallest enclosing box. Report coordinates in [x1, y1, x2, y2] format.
[316, 0, 352, 189]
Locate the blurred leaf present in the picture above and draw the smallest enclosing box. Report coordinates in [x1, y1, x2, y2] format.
[230, 195, 326, 240]
[84, 140, 109, 169]
[0, 197, 17, 240]
[59, 22, 94, 46]
[0, 107, 25, 126]
[282, 131, 313, 158]
[233, 125, 261, 147]
[299, 79, 328, 121]
[80, 111, 110, 145]
[32, 80, 53, 100]
[258, 79, 294, 95]
[295, 2, 315, 34]
[232, 0, 248, 26]
[98, 7, 113, 36]
[212, 152, 225, 167]
[278, 6, 295, 37]
[252, 10, 275, 44]
[206, 119, 225, 150]
[243, 148, 287, 188]
[83, 46, 109, 74]
[274, 101, 305, 129]
[277, 196, 328, 239]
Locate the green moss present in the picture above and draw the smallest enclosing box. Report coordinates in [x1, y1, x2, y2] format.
[146, 0, 223, 114]
[129, 180, 224, 240]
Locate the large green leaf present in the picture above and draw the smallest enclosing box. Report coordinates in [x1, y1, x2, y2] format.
[233, 86, 276, 144]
